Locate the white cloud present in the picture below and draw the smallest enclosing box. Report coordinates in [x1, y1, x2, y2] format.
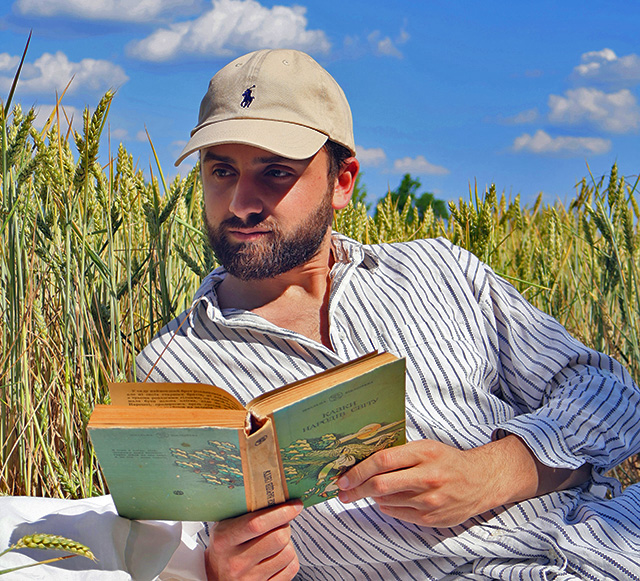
[572, 48, 640, 87]
[508, 49, 640, 157]
[367, 31, 401, 58]
[506, 108, 539, 124]
[0, 51, 128, 95]
[376, 37, 402, 58]
[548, 87, 640, 133]
[367, 29, 409, 59]
[0, 53, 21, 73]
[110, 127, 129, 140]
[397, 28, 410, 45]
[393, 155, 449, 175]
[128, 0, 330, 62]
[32, 104, 83, 131]
[512, 130, 611, 156]
[14, 0, 199, 22]
[341, 26, 408, 59]
[356, 145, 386, 167]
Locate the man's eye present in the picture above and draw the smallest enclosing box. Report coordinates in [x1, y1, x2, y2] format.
[266, 169, 292, 178]
[212, 168, 232, 177]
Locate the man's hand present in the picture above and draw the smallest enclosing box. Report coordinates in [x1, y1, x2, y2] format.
[205, 500, 303, 581]
[336, 435, 591, 528]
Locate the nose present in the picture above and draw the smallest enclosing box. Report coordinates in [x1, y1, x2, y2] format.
[228, 175, 264, 220]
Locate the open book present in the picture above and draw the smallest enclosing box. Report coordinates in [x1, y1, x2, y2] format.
[88, 352, 406, 522]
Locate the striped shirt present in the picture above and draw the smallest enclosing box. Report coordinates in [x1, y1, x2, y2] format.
[137, 233, 640, 580]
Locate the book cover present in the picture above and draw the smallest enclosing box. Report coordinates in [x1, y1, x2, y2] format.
[266, 358, 406, 507]
[88, 352, 406, 521]
[89, 423, 249, 521]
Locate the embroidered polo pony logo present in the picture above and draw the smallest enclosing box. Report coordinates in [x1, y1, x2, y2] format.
[240, 85, 256, 108]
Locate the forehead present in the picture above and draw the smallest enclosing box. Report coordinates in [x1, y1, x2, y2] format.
[200, 143, 327, 167]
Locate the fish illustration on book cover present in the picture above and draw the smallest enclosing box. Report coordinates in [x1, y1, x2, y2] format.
[170, 419, 404, 502]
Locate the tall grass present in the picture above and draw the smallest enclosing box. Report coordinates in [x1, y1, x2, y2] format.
[1, 95, 210, 497]
[336, 176, 640, 385]
[1, 92, 639, 497]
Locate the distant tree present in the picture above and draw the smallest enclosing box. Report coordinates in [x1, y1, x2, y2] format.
[382, 173, 449, 220]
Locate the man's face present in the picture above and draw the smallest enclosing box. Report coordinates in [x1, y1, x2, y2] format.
[200, 143, 335, 281]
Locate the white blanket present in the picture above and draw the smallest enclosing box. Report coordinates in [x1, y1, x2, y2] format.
[0, 495, 206, 580]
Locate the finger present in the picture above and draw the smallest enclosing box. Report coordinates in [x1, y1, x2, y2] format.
[270, 555, 300, 581]
[376, 502, 468, 528]
[337, 446, 417, 491]
[375, 504, 430, 526]
[214, 500, 303, 546]
[256, 538, 300, 580]
[338, 463, 430, 504]
[208, 523, 298, 580]
[241, 523, 293, 562]
[337, 475, 397, 504]
[369, 490, 426, 508]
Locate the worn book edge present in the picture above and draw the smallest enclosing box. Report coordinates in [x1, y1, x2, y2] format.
[243, 417, 287, 511]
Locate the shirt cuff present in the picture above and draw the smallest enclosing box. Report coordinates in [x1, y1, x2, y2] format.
[490, 415, 591, 470]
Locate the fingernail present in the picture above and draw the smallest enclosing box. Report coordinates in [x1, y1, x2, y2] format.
[337, 475, 349, 489]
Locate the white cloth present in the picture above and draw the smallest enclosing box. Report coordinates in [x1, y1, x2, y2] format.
[0, 495, 206, 580]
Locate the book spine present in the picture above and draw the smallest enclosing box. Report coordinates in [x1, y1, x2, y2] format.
[242, 418, 287, 511]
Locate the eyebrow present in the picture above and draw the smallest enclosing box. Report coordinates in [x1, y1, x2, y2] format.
[201, 151, 233, 164]
[201, 151, 299, 165]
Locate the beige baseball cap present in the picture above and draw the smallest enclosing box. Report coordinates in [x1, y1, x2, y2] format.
[175, 49, 355, 166]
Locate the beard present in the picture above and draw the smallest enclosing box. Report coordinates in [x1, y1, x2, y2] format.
[204, 190, 334, 281]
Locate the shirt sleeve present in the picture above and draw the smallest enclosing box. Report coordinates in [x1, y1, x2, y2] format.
[448, 240, 640, 472]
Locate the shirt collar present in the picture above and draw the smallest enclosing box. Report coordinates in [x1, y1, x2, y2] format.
[330, 233, 379, 271]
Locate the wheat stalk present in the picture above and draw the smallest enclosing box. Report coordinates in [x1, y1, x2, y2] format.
[0, 533, 95, 576]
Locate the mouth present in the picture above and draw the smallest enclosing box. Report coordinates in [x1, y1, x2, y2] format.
[226, 228, 272, 242]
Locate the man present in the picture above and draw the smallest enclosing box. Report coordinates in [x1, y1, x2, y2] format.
[137, 49, 640, 580]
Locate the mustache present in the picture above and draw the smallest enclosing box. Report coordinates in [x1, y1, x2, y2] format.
[219, 215, 273, 230]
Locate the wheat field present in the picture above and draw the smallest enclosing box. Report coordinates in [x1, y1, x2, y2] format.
[1, 94, 639, 498]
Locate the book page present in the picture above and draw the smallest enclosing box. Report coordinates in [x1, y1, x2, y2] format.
[108, 382, 245, 410]
[88, 405, 247, 428]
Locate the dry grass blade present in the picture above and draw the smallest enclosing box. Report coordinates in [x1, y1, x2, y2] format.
[2, 31, 31, 117]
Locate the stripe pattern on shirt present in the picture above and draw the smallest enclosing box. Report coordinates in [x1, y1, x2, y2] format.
[137, 234, 640, 580]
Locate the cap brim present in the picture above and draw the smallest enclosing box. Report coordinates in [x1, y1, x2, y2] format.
[175, 119, 328, 166]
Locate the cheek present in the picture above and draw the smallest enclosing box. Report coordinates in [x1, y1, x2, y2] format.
[202, 182, 227, 212]
[202, 192, 224, 225]
[299, 175, 332, 206]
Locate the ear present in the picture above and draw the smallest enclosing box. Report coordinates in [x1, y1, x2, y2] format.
[331, 157, 360, 210]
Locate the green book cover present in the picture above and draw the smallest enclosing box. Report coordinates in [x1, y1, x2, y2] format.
[267, 357, 406, 507]
[88, 352, 406, 522]
[88, 421, 250, 522]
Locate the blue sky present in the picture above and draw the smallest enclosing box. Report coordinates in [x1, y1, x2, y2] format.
[1, 0, 639, 208]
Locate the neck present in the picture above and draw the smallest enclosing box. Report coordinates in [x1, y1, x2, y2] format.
[215, 233, 335, 347]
